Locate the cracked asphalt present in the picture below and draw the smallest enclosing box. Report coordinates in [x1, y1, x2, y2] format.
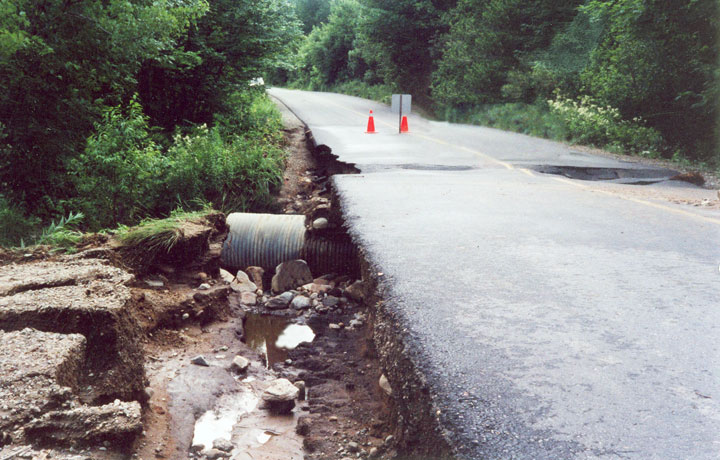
[270, 88, 720, 459]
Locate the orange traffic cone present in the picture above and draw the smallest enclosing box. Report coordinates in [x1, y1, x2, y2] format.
[366, 110, 376, 134]
[400, 115, 409, 133]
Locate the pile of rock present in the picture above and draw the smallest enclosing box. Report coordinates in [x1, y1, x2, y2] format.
[220, 259, 367, 324]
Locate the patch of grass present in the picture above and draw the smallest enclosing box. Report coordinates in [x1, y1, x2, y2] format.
[116, 207, 214, 255]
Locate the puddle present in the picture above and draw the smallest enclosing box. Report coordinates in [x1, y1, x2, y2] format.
[244, 313, 315, 367]
[191, 389, 259, 452]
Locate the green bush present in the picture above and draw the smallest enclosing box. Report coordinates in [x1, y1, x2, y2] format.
[331, 81, 394, 104]
[548, 95, 663, 156]
[442, 102, 568, 140]
[69, 97, 166, 230]
[36, 212, 84, 252]
[164, 124, 285, 214]
[0, 197, 40, 247]
[69, 92, 285, 230]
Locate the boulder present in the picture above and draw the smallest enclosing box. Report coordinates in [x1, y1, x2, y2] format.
[271, 260, 313, 293]
[230, 270, 257, 293]
[266, 291, 294, 310]
[322, 296, 340, 308]
[345, 280, 366, 302]
[262, 378, 300, 414]
[245, 266, 265, 291]
[312, 218, 329, 230]
[230, 356, 250, 373]
[302, 283, 333, 295]
[213, 437, 234, 452]
[191, 355, 209, 367]
[291, 295, 312, 310]
[240, 291, 257, 306]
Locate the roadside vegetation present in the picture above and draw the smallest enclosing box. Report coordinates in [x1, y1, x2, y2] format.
[0, 0, 302, 248]
[282, 0, 719, 171]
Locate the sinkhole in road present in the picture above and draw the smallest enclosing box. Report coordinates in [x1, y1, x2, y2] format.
[243, 313, 315, 367]
[529, 164, 679, 184]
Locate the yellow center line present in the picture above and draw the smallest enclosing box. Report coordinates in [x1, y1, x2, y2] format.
[313, 93, 720, 226]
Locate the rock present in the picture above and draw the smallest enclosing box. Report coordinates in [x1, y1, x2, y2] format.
[272, 260, 313, 293]
[345, 280, 365, 302]
[291, 295, 312, 310]
[240, 291, 257, 306]
[182, 312, 190, 320]
[379, 374, 392, 396]
[384, 435, 394, 445]
[329, 415, 338, 422]
[212, 438, 234, 452]
[219, 268, 235, 284]
[191, 355, 209, 367]
[245, 266, 265, 291]
[230, 355, 250, 373]
[296, 415, 312, 435]
[205, 448, 228, 459]
[262, 378, 299, 414]
[369, 447, 380, 458]
[348, 319, 363, 329]
[145, 279, 164, 288]
[230, 270, 257, 293]
[198, 283, 211, 290]
[322, 296, 340, 308]
[329, 323, 341, 330]
[266, 291, 294, 310]
[294, 380, 306, 400]
[24, 401, 142, 446]
[312, 217, 329, 230]
[302, 283, 333, 295]
[347, 441, 360, 453]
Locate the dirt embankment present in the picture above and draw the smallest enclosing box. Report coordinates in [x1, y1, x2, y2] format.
[0, 98, 408, 460]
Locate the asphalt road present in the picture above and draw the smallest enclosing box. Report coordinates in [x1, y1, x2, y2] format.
[269, 88, 720, 459]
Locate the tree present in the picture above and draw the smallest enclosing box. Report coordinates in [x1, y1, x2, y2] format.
[137, 0, 302, 130]
[581, 0, 719, 159]
[357, 0, 455, 100]
[292, 0, 331, 34]
[0, 0, 207, 215]
[432, 0, 580, 108]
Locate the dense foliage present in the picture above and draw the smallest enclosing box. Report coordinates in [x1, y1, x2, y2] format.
[0, 0, 300, 246]
[286, 0, 719, 166]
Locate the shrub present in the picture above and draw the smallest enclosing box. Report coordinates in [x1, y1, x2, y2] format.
[442, 102, 568, 140]
[36, 212, 84, 252]
[0, 197, 40, 247]
[548, 95, 664, 156]
[69, 91, 285, 230]
[69, 97, 167, 229]
[163, 124, 285, 213]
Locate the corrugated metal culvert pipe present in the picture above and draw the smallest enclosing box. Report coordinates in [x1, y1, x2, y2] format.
[221, 213, 359, 276]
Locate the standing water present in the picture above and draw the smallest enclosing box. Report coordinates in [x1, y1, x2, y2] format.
[244, 313, 315, 367]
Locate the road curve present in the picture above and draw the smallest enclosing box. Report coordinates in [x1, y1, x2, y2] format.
[270, 88, 720, 459]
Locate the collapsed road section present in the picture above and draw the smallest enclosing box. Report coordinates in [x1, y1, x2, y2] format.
[0, 99, 410, 460]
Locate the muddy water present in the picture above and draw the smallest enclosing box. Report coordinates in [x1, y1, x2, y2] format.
[244, 313, 315, 367]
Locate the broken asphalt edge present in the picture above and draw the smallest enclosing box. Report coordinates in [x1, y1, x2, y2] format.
[331, 181, 457, 460]
[271, 95, 457, 458]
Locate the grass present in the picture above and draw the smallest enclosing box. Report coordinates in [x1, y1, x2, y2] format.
[116, 207, 215, 255]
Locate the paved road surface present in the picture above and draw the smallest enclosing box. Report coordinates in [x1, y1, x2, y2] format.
[269, 88, 720, 459]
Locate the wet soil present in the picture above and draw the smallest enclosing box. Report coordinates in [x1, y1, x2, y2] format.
[130, 99, 396, 460]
